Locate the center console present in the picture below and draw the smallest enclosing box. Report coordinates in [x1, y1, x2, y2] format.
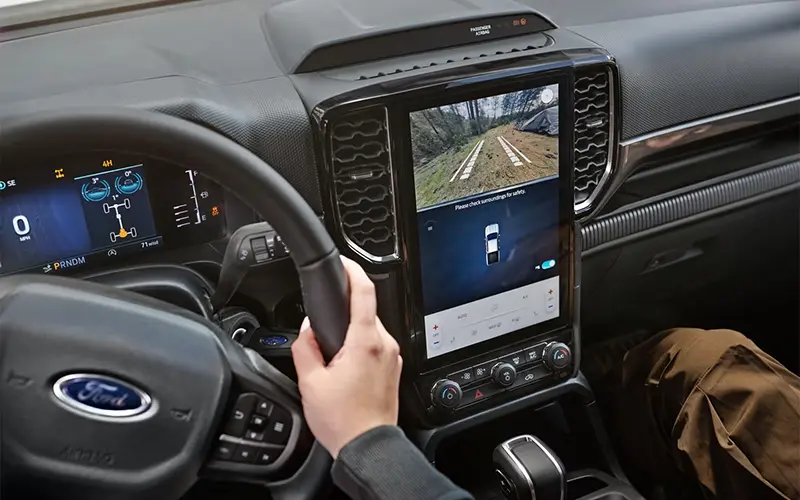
[298, 19, 617, 427]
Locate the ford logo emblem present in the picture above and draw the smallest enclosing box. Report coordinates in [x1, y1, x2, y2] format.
[53, 374, 152, 418]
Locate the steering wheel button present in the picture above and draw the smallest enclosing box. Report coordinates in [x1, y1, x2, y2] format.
[224, 394, 257, 437]
[232, 444, 259, 464]
[263, 405, 292, 445]
[250, 414, 268, 430]
[255, 398, 273, 416]
[213, 442, 235, 461]
[255, 449, 278, 466]
[245, 430, 265, 442]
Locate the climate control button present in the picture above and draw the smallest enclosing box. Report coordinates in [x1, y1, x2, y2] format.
[491, 362, 517, 387]
[431, 379, 462, 409]
[543, 342, 572, 371]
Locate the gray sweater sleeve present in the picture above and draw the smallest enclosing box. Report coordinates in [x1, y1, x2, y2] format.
[331, 425, 474, 500]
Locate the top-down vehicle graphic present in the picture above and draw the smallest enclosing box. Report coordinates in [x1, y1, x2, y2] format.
[485, 223, 500, 265]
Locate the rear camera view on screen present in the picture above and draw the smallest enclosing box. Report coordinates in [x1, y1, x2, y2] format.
[410, 83, 562, 359]
[411, 84, 559, 210]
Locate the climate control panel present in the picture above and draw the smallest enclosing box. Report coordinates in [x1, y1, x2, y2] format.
[429, 341, 572, 412]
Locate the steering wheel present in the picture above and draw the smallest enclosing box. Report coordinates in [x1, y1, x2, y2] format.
[0, 108, 349, 499]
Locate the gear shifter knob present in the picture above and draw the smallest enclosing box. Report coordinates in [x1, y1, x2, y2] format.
[493, 435, 565, 500]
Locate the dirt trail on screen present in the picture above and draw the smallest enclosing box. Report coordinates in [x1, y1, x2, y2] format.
[414, 124, 558, 209]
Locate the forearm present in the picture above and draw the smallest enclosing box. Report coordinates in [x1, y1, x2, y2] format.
[331, 426, 473, 500]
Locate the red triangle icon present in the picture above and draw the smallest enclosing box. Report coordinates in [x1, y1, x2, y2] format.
[474, 389, 484, 399]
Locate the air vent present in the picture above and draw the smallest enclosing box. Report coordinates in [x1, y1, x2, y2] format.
[356, 37, 552, 80]
[329, 107, 397, 261]
[573, 67, 613, 212]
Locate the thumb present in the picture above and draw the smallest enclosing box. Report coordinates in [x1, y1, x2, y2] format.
[291, 318, 326, 379]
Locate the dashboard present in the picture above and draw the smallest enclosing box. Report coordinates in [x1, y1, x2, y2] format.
[0, 0, 797, 434]
[0, 153, 226, 277]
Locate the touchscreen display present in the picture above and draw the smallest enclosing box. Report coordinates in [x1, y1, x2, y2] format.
[411, 83, 561, 359]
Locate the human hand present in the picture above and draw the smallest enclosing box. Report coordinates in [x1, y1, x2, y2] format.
[291, 257, 403, 458]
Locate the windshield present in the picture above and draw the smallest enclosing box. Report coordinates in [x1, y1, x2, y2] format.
[0, 0, 174, 29]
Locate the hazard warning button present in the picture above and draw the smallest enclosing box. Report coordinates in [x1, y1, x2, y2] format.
[459, 383, 502, 406]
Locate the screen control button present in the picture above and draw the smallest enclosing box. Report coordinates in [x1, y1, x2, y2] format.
[233, 444, 259, 463]
[255, 398, 273, 416]
[448, 368, 475, 386]
[491, 362, 517, 387]
[250, 414, 268, 431]
[245, 430, 265, 442]
[255, 448, 279, 466]
[213, 441, 235, 460]
[264, 405, 292, 445]
[224, 393, 257, 437]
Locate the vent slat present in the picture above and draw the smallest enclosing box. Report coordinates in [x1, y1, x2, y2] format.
[574, 68, 611, 206]
[356, 38, 551, 80]
[330, 108, 397, 259]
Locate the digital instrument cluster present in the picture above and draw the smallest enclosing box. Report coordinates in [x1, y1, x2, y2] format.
[0, 153, 227, 276]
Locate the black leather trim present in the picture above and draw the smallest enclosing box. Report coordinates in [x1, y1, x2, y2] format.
[83, 264, 215, 319]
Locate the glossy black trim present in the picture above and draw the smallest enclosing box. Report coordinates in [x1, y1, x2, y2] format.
[312, 50, 608, 426]
[325, 107, 401, 264]
[296, 13, 555, 73]
[408, 372, 595, 461]
[581, 95, 800, 222]
[84, 263, 215, 319]
[573, 65, 620, 215]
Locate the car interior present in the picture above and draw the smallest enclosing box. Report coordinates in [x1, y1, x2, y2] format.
[0, 0, 797, 499]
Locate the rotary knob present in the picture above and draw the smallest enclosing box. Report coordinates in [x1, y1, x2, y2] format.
[543, 342, 572, 371]
[431, 379, 462, 409]
[491, 362, 517, 387]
